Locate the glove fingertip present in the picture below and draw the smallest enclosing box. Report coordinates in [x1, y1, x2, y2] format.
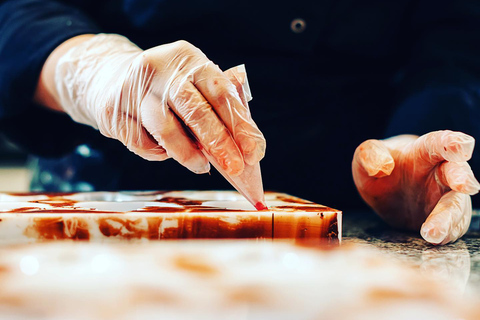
[439, 131, 475, 162]
[441, 162, 480, 195]
[420, 221, 447, 245]
[356, 140, 395, 178]
[186, 156, 211, 174]
[373, 159, 395, 178]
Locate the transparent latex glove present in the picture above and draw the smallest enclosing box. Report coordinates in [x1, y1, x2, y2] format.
[55, 34, 265, 175]
[352, 130, 480, 245]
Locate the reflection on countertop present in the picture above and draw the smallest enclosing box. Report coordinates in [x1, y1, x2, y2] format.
[0, 238, 479, 319]
[0, 196, 478, 319]
[343, 210, 480, 296]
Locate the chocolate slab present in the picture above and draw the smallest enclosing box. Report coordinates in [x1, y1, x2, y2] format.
[0, 191, 341, 243]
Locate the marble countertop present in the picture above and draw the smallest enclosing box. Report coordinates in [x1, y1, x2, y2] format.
[0, 191, 479, 318]
[343, 210, 480, 296]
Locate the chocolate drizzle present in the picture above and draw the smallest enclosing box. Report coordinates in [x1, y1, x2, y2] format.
[157, 197, 204, 206]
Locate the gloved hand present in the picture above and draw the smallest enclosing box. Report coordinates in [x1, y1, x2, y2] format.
[352, 131, 480, 245]
[55, 34, 265, 175]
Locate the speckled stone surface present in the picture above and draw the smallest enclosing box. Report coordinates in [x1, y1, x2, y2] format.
[0, 202, 479, 319]
[343, 210, 480, 296]
[0, 240, 479, 319]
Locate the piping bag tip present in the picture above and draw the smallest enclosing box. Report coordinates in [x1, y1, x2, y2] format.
[201, 150, 266, 211]
[255, 201, 269, 211]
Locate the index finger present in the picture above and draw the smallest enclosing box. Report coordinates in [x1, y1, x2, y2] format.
[420, 191, 472, 245]
[167, 80, 244, 176]
[414, 130, 475, 165]
[193, 62, 266, 165]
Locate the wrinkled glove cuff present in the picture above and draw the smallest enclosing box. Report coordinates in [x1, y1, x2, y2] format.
[55, 33, 142, 128]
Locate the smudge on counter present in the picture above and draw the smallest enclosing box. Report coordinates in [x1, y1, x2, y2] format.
[172, 254, 219, 276]
[365, 285, 448, 304]
[227, 285, 272, 305]
[130, 286, 179, 305]
[0, 265, 8, 274]
[0, 293, 26, 308]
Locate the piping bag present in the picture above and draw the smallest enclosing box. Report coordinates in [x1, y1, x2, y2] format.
[201, 148, 267, 210]
[194, 65, 267, 211]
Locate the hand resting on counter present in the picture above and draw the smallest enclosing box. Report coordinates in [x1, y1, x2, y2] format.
[353, 130, 479, 245]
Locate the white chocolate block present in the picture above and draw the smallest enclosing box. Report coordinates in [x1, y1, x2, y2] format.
[0, 191, 341, 243]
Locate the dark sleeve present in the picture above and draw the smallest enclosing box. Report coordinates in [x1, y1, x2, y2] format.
[0, 0, 101, 156]
[386, 0, 480, 179]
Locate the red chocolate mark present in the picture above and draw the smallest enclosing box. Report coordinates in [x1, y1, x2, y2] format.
[255, 202, 268, 211]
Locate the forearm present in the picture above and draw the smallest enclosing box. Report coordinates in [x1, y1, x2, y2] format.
[34, 34, 95, 112]
[0, 0, 101, 157]
[0, 0, 100, 119]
